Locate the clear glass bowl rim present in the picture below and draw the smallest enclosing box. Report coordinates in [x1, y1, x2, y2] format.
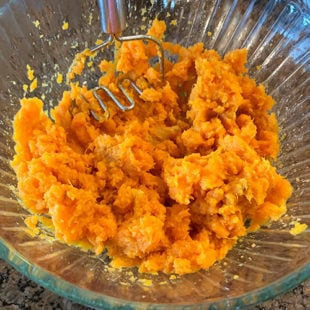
[1, 240, 309, 309]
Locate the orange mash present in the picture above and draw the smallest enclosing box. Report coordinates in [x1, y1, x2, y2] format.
[11, 20, 292, 274]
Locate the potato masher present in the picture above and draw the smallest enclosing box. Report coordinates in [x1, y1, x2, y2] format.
[87, 0, 165, 120]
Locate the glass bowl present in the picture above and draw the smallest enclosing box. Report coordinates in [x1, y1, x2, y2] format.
[0, 0, 309, 308]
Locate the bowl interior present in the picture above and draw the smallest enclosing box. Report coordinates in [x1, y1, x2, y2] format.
[0, 0, 309, 309]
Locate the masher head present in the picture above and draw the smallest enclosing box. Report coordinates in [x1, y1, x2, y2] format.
[84, 0, 166, 121]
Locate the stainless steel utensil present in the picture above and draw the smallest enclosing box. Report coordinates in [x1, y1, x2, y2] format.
[87, 0, 165, 120]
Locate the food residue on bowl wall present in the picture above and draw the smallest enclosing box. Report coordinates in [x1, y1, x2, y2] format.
[26, 64, 35, 81]
[56, 73, 63, 84]
[32, 19, 40, 28]
[289, 220, 308, 235]
[29, 78, 37, 92]
[11, 20, 294, 275]
[62, 21, 69, 31]
[24, 64, 37, 93]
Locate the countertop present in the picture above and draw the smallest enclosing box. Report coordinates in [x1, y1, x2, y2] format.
[1, 259, 309, 309]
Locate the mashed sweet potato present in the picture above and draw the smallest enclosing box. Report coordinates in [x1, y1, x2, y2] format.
[11, 20, 292, 274]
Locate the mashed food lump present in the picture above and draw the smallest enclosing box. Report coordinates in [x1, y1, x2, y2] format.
[11, 20, 292, 275]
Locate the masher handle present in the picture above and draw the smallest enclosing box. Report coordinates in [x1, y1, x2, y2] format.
[97, 0, 126, 35]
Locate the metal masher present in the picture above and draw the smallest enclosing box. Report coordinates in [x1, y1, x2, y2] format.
[88, 0, 165, 120]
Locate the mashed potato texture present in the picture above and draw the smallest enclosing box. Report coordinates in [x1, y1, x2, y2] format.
[11, 20, 292, 274]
